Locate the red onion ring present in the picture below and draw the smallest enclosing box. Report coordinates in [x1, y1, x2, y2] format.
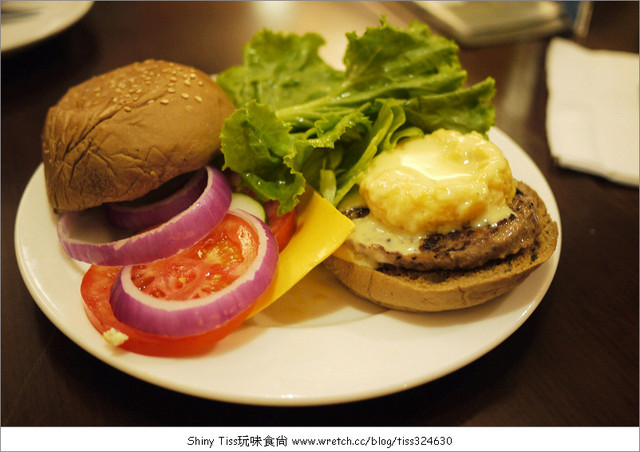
[109, 209, 278, 337]
[57, 166, 231, 266]
[106, 169, 207, 231]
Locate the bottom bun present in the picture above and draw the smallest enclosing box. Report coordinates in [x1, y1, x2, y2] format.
[323, 197, 559, 312]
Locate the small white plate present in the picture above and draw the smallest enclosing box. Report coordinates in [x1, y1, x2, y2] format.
[15, 128, 561, 406]
[1, 1, 93, 53]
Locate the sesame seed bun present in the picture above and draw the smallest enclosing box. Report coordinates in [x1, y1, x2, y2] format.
[323, 185, 559, 312]
[42, 59, 236, 212]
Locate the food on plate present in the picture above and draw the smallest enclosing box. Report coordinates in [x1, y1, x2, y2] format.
[42, 59, 235, 213]
[323, 129, 559, 312]
[81, 210, 279, 356]
[216, 18, 557, 312]
[79, 189, 353, 356]
[40, 18, 557, 356]
[41, 57, 354, 355]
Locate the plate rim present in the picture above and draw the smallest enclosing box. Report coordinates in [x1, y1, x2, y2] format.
[1, 1, 94, 53]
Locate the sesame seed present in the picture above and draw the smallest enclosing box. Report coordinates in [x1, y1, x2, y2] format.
[124, 106, 132, 112]
[147, 99, 155, 104]
[181, 93, 189, 99]
[167, 87, 176, 93]
[184, 80, 192, 86]
[160, 99, 169, 104]
[194, 95, 202, 102]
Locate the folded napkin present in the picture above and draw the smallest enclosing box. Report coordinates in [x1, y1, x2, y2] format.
[546, 37, 639, 186]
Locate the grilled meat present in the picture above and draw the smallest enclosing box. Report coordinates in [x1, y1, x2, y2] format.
[343, 181, 543, 271]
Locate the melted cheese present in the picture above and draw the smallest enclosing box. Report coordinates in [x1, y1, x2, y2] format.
[358, 129, 516, 235]
[248, 187, 355, 316]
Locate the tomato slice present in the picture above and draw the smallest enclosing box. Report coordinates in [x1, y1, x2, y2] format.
[80, 213, 261, 356]
[130, 213, 257, 300]
[264, 200, 297, 252]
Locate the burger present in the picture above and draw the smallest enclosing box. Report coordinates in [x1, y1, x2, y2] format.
[42, 59, 235, 213]
[41, 60, 557, 316]
[323, 129, 559, 312]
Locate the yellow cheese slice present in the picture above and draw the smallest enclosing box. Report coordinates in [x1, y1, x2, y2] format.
[249, 188, 355, 316]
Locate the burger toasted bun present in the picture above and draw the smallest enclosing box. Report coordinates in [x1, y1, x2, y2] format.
[42, 59, 235, 212]
[323, 187, 559, 312]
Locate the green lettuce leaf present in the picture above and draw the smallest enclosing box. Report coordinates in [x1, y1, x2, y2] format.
[217, 29, 343, 111]
[220, 101, 306, 214]
[218, 18, 496, 213]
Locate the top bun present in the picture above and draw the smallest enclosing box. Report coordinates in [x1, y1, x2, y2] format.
[42, 59, 236, 212]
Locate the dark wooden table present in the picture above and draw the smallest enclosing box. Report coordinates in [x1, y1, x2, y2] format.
[2, 1, 638, 428]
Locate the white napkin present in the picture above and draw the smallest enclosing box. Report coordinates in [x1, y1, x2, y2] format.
[546, 37, 639, 186]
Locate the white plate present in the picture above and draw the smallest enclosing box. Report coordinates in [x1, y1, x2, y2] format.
[15, 128, 561, 406]
[1, 1, 93, 53]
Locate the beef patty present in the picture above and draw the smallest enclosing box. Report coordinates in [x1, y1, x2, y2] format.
[342, 181, 543, 271]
